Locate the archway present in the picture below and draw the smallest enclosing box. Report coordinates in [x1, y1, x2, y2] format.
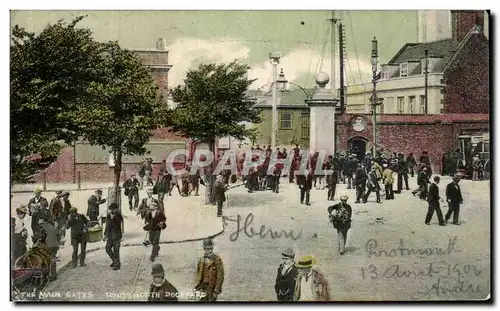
[348, 137, 368, 161]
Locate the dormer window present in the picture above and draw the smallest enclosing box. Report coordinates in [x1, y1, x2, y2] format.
[400, 63, 408, 77]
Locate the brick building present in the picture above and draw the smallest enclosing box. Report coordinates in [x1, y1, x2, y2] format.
[338, 10, 490, 173]
[35, 39, 190, 184]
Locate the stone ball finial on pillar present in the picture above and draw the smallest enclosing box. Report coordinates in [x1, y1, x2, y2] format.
[315, 71, 330, 87]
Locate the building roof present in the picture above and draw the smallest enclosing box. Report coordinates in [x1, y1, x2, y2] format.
[388, 38, 460, 72]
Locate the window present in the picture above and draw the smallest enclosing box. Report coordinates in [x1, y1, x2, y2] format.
[420, 95, 426, 114]
[400, 63, 408, 77]
[397, 97, 404, 114]
[408, 96, 416, 114]
[386, 97, 394, 114]
[300, 112, 310, 147]
[280, 112, 292, 129]
[377, 97, 384, 114]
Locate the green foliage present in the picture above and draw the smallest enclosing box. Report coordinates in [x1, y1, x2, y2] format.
[169, 61, 261, 143]
[10, 16, 168, 184]
[10, 16, 107, 182]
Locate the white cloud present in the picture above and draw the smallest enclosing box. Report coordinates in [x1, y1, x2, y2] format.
[167, 37, 373, 90]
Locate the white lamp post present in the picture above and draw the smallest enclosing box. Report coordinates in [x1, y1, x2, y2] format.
[269, 52, 282, 148]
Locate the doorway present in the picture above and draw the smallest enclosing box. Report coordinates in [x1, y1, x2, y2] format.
[348, 137, 368, 161]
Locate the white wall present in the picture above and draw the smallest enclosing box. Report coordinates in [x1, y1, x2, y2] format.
[418, 11, 452, 43]
[346, 73, 445, 114]
[309, 106, 335, 154]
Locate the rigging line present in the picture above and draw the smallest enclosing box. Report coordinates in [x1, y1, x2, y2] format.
[316, 22, 330, 74]
[313, 11, 332, 76]
[343, 36, 357, 85]
[305, 19, 321, 88]
[347, 11, 363, 83]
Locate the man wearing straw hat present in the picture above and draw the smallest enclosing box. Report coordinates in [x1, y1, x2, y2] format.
[194, 238, 225, 301]
[328, 195, 353, 255]
[293, 255, 330, 301]
[148, 263, 179, 302]
[274, 248, 298, 301]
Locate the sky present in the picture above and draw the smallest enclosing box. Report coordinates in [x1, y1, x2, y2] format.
[10, 10, 420, 89]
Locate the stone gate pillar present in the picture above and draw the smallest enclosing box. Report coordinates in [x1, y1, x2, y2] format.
[305, 72, 340, 156]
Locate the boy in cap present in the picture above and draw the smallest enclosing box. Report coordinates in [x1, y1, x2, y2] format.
[148, 263, 179, 301]
[13, 205, 28, 260]
[67, 207, 89, 268]
[104, 203, 124, 270]
[87, 189, 106, 222]
[274, 248, 298, 301]
[328, 195, 353, 255]
[293, 255, 330, 301]
[194, 238, 225, 301]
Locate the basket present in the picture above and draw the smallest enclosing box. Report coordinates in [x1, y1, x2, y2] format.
[87, 225, 103, 243]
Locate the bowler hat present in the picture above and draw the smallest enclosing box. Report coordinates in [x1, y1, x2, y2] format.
[340, 195, 348, 201]
[296, 255, 316, 268]
[203, 238, 214, 249]
[151, 263, 164, 276]
[62, 191, 70, 197]
[282, 248, 295, 259]
[96, 189, 103, 194]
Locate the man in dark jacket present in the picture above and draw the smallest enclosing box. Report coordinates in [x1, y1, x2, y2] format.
[143, 202, 167, 262]
[39, 216, 59, 280]
[87, 189, 106, 222]
[354, 164, 368, 203]
[328, 195, 353, 255]
[412, 167, 430, 200]
[189, 167, 201, 196]
[344, 156, 356, 189]
[148, 263, 179, 302]
[104, 203, 124, 270]
[406, 153, 417, 178]
[59, 192, 72, 245]
[327, 168, 338, 201]
[296, 171, 313, 206]
[155, 170, 171, 210]
[123, 175, 140, 211]
[28, 188, 49, 216]
[445, 176, 464, 225]
[363, 166, 381, 203]
[397, 153, 410, 191]
[275, 248, 298, 301]
[213, 175, 228, 217]
[425, 176, 445, 226]
[67, 207, 89, 268]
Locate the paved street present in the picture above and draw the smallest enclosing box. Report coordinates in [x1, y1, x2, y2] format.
[37, 176, 490, 301]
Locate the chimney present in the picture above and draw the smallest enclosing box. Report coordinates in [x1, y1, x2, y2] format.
[451, 10, 484, 42]
[156, 38, 167, 50]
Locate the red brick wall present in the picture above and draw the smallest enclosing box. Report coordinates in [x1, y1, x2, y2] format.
[443, 33, 489, 114]
[451, 10, 485, 42]
[338, 114, 489, 174]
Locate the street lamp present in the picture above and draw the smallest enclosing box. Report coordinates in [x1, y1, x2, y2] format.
[275, 68, 312, 98]
[269, 52, 282, 149]
[370, 37, 383, 157]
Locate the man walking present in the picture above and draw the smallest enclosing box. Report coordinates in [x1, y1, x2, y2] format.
[296, 170, 313, 206]
[445, 176, 464, 225]
[59, 192, 72, 245]
[138, 189, 159, 216]
[213, 175, 228, 217]
[104, 203, 123, 270]
[397, 154, 410, 191]
[382, 164, 394, 200]
[87, 189, 106, 222]
[327, 195, 352, 255]
[194, 238, 225, 302]
[406, 153, 417, 178]
[274, 248, 298, 301]
[363, 167, 381, 203]
[67, 207, 89, 268]
[425, 176, 445, 226]
[123, 174, 140, 211]
[354, 164, 368, 204]
[326, 168, 338, 201]
[412, 166, 430, 200]
[155, 169, 171, 210]
[143, 202, 167, 262]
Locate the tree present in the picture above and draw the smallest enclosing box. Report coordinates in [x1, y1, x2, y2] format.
[169, 61, 261, 204]
[68, 42, 169, 203]
[10, 16, 108, 183]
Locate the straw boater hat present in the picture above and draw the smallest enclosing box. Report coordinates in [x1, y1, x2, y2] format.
[340, 195, 348, 202]
[296, 255, 316, 268]
[16, 205, 28, 214]
[151, 263, 164, 277]
[282, 248, 295, 259]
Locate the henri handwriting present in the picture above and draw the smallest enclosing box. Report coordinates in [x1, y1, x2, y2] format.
[226, 213, 303, 242]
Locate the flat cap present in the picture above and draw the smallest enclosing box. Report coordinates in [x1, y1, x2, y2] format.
[281, 248, 295, 259]
[151, 263, 164, 276]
